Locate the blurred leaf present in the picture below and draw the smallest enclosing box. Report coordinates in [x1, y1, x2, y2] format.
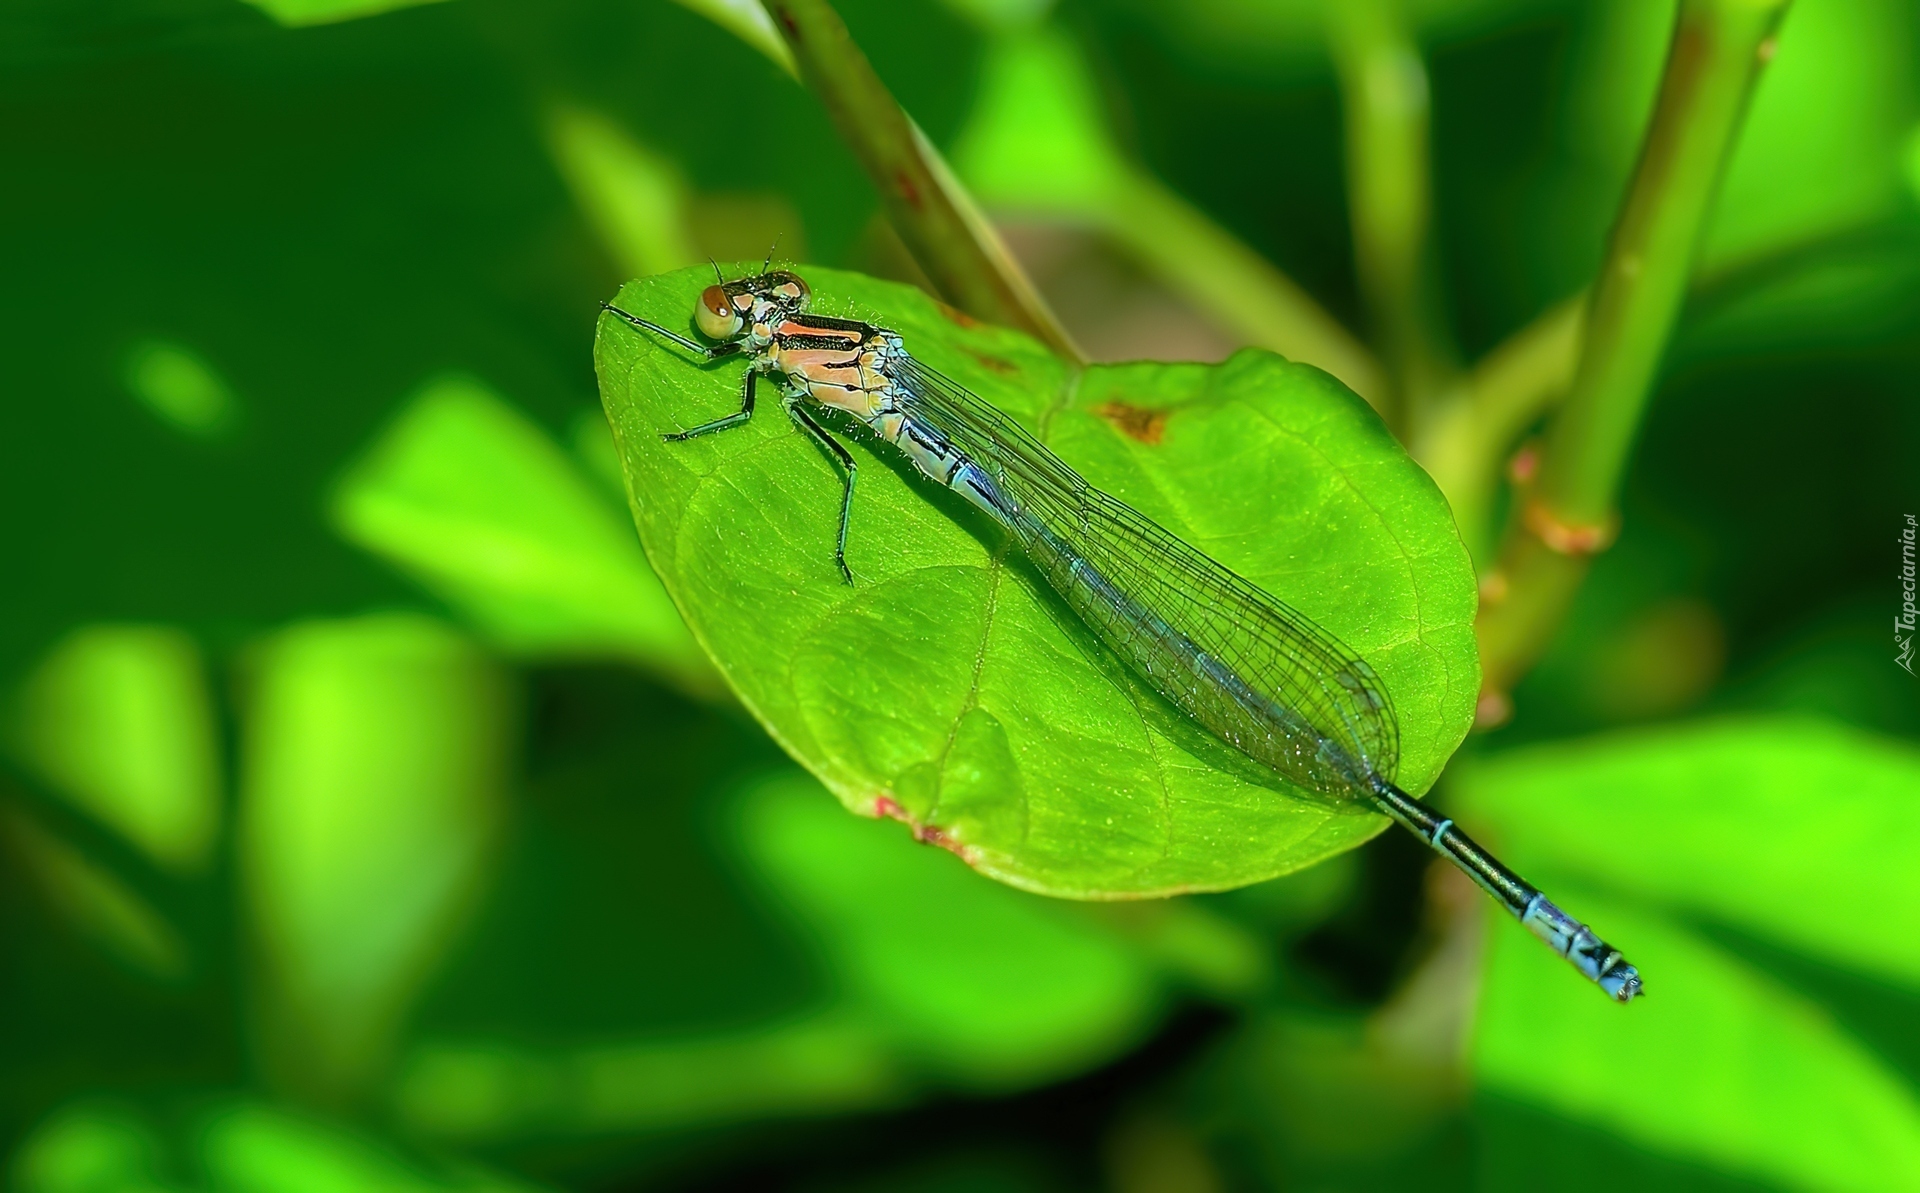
[736, 771, 1162, 1089]
[544, 105, 702, 280]
[394, 766, 1190, 1139]
[1475, 886, 1920, 1192]
[198, 1101, 541, 1191]
[596, 265, 1476, 898]
[10, 1102, 181, 1193]
[0, 806, 190, 980]
[331, 376, 714, 693]
[937, 0, 1056, 34]
[392, 763, 1257, 1142]
[1170, 1001, 1466, 1189]
[240, 615, 512, 1104]
[1092, 899, 1274, 1002]
[122, 339, 240, 442]
[1701, 0, 1920, 270]
[238, 0, 452, 28]
[10, 1099, 544, 1193]
[6, 625, 221, 873]
[666, 0, 797, 77]
[394, 1013, 905, 1139]
[1454, 715, 1920, 987]
[1562, 597, 1726, 724]
[954, 27, 1129, 214]
[1206, 849, 1359, 938]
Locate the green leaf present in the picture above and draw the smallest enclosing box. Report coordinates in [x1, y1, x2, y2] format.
[394, 1012, 906, 1140]
[7, 625, 221, 874]
[1475, 886, 1920, 1193]
[595, 265, 1478, 898]
[8, 1098, 546, 1193]
[240, 615, 512, 1103]
[736, 771, 1163, 1089]
[544, 105, 702, 281]
[393, 768, 1224, 1140]
[9, 1102, 181, 1193]
[1452, 715, 1920, 988]
[199, 1102, 542, 1192]
[331, 376, 715, 693]
[239, 0, 452, 28]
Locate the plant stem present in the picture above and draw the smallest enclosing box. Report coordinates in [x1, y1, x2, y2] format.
[1424, 213, 1898, 562]
[1107, 172, 1386, 404]
[1329, 0, 1454, 432]
[950, 25, 1383, 401]
[1476, 0, 1790, 707]
[762, 0, 1083, 362]
[1416, 292, 1585, 560]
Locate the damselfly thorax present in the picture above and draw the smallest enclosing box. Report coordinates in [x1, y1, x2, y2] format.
[601, 269, 1644, 1004]
[623, 269, 1013, 559]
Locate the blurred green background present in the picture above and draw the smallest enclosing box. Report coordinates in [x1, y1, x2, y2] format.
[3, 0, 1918, 1189]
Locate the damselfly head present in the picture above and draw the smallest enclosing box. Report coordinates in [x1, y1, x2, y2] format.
[693, 270, 813, 341]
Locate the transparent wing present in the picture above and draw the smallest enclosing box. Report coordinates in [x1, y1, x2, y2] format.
[892, 356, 1399, 796]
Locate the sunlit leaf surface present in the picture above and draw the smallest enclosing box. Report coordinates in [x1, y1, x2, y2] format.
[596, 265, 1477, 898]
[8, 625, 221, 873]
[1476, 888, 1920, 1193]
[1460, 717, 1920, 1192]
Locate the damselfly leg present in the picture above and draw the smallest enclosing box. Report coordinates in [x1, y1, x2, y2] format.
[787, 401, 859, 586]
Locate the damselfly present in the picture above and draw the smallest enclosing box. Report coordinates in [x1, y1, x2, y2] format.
[602, 268, 1643, 1003]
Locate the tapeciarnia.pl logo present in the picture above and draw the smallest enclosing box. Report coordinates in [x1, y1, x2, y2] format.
[1900, 514, 1917, 675]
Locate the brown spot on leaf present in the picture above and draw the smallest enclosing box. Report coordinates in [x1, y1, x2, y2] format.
[936, 301, 979, 329]
[965, 348, 1015, 375]
[895, 169, 922, 210]
[1092, 400, 1171, 445]
[913, 822, 972, 860]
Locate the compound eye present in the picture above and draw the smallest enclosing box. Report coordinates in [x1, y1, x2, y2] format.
[694, 284, 741, 339]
